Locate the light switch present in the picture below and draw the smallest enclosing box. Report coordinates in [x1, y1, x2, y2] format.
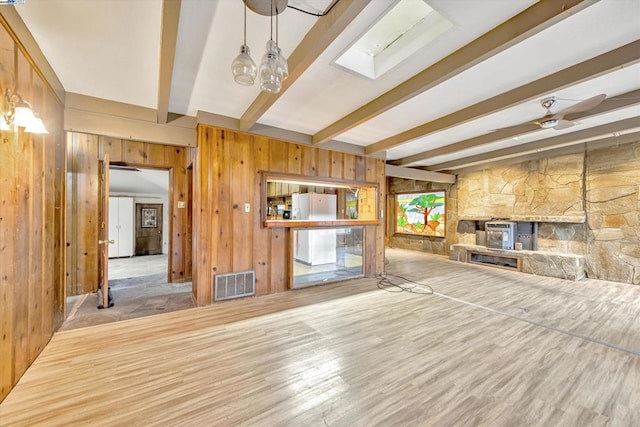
[178, 201, 186, 209]
[245, 203, 251, 213]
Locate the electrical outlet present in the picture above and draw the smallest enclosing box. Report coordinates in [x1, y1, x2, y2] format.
[245, 203, 250, 213]
[178, 201, 186, 209]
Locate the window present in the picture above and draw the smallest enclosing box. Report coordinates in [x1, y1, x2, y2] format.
[263, 173, 379, 226]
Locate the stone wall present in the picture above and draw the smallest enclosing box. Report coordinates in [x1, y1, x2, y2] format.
[586, 141, 640, 284]
[454, 153, 588, 261]
[457, 154, 585, 221]
[537, 222, 587, 255]
[387, 141, 640, 285]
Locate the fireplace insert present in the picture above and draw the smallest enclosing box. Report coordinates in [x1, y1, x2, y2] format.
[485, 221, 517, 250]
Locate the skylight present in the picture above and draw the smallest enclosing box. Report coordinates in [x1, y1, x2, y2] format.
[334, 0, 453, 79]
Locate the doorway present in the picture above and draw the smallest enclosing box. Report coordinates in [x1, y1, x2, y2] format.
[63, 166, 194, 330]
[109, 167, 169, 275]
[135, 202, 164, 255]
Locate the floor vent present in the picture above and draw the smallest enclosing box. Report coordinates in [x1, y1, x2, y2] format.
[214, 271, 255, 301]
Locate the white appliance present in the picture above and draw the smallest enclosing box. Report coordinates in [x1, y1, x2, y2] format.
[108, 197, 134, 258]
[292, 193, 337, 265]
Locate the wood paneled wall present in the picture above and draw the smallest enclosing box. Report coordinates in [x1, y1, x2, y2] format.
[0, 20, 65, 402]
[193, 126, 385, 305]
[66, 133, 192, 296]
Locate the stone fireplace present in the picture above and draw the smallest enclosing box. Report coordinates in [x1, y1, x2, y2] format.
[388, 139, 640, 285]
[451, 218, 587, 280]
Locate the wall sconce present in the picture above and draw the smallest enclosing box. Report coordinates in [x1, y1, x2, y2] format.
[3, 89, 48, 134]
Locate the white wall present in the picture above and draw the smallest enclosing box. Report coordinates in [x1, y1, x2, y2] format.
[110, 192, 169, 254]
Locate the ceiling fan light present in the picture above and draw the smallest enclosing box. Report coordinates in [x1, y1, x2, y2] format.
[539, 119, 559, 129]
[232, 45, 257, 86]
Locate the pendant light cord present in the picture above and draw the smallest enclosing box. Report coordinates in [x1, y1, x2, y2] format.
[270, 0, 274, 41]
[243, 0, 247, 45]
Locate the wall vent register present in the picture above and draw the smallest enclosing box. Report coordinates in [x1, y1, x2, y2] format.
[214, 271, 255, 301]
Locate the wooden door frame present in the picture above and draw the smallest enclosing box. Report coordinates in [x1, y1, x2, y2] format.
[104, 162, 176, 284]
[99, 154, 111, 308]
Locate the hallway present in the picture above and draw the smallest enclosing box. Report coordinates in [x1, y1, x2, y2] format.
[62, 255, 194, 331]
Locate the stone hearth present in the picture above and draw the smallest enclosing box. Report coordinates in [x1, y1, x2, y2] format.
[450, 244, 586, 281]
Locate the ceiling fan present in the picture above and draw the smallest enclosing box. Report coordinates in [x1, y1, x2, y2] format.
[532, 93, 607, 130]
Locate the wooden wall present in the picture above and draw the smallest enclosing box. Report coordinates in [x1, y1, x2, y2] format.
[193, 125, 386, 305]
[66, 133, 192, 296]
[0, 21, 65, 401]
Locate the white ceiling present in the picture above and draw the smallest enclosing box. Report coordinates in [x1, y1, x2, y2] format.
[15, 0, 640, 175]
[17, 0, 163, 109]
[109, 168, 168, 195]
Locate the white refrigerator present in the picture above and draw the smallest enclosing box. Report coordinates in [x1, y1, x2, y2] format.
[292, 193, 337, 265]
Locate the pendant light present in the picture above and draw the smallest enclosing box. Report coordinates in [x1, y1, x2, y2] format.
[259, 0, 285, 93]
[231, 0, 257, 86]
[234, 0, 289, 93]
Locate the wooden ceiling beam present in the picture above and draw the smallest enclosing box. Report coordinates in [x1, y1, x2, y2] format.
[396, 88, 640, 166]
[385, 164, 455, 184]
[456, 132, 640, 175]
[366, 39, 640, 155]
[157, 0, 181, 124]
[66, 92, 157, 122]
[452, 130, 640, 175]
[312, 0, 597, 145]
[197, 110, 379, 158]
[426, 116, 640, 171]
[65, 108, 196, 147]
[238, 0, 370, 132]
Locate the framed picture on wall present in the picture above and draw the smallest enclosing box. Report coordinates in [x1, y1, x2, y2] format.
[395, 191, 446, 237]
[141, 207, 157, 228]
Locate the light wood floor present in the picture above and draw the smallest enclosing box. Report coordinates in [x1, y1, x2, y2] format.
[1, 248, 640, 426]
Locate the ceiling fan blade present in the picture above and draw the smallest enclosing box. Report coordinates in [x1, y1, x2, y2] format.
[553, 119, 574, 130]
[489, 122, 539, 134]
[554, 94, 607, 118]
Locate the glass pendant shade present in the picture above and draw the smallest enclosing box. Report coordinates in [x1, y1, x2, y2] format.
[277, 46, 288, 80]
[260, 40, 283, 93]
[231, 44, 257, 86]
[234, 0, 288, 94]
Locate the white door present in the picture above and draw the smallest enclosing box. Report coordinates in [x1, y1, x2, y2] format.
[108, 198, 119, 258]
[108, 197, 135, 258]
[118, 198, 134, 257]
